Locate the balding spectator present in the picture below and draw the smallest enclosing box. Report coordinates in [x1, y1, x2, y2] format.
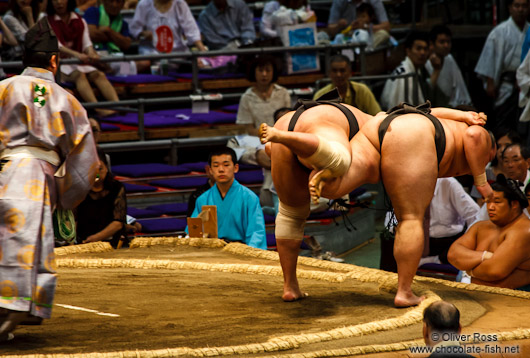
[198, 0, 255, 50]
[423, 301, 474, 357]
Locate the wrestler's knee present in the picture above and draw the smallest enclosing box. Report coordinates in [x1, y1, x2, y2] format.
[275, 201, 310, 240]
[307, 135, 351, 176]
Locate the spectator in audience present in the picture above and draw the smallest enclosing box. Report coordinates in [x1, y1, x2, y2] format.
[3, 0, 41, 61]
[188, 147, 267, 250]
[313, 54, 381, 115]
[336, 3, 389, 49]
[84, 0, 150, 75]
[129, 0, 207, 58]
[422, 301, 474, 357]
[426, 25, 472, 108]
[271, 0, 315, 36]
[419, 178, 482, 267]
[327, 0, 389, 38]
[502, 143, 530, 187]
[198, 0, 255, 50]
[380, 31, 448, 110]
[475, 0, 529, 132]
[448, 175, 530, 291]
[236, 55, 291, 136]
[260, 0, 280, 39]
[46, 0, 121, 117]
[76, 148, 127, 248]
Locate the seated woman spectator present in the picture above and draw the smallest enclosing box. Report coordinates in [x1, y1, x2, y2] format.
[129, 0, 207, 63]
[236, 55, 291, 136]
[75, 149, 127, 248]
[84, 0, 150, 75]
[47, 0, 120, 117]
[3, 0, 41, 61]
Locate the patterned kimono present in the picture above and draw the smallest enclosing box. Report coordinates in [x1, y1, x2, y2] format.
[0, 67, 98, 319]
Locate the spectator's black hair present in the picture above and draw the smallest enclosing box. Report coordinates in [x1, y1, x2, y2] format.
[246, 55, 280, 83]
[47, 0, 77, 15]
[22, 51, 57, 69]
[492, 174, 529, 209]
[404, 31, 429, 49]
[9, 0, 41, 27]
[329, 54, 352, 68]
[273, 107, 292, 122]
[507, 0, 528, 8]
[208, 147, 238, 166]
[357, 3, 375, 20]
[429, 24, 452, 43]
[490, 129, 521, 167]
[494, 128, 523, 146]
[423, 301, 460, 333]
[502, 143, 530, 160]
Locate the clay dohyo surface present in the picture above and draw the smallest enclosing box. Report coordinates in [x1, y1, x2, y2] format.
[2, 243, 530, 357]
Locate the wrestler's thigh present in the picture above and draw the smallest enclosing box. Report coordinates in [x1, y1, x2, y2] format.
[271, 142, 310, 207]
[380, 118, 438, 220]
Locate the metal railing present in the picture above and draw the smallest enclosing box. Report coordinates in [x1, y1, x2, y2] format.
[2, 43, 370, 93]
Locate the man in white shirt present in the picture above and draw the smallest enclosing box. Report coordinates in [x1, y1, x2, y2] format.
[420, 178, 482, 266]
[426, 25, 472, 108]
[475, 0, 529, 132]
[380, 31, 447, 110]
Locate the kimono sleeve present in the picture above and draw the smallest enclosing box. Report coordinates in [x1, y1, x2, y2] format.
[55, 99, 99, 209]
[244, 193, 267, 250]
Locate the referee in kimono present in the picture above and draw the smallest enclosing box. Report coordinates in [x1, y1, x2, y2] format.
[0, 18, 99, 341]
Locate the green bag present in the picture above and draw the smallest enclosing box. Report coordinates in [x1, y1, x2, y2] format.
[53, 209, 76, 246]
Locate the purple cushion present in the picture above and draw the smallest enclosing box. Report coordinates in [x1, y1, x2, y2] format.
[150, 176, 209, 189]
[418, 263, 459, 275]
[238, 163, 261, 171]
[172, 72, 244, 80]
[137, 218, 187, 233]
[146, 203, 188, 216]
[222, 104, 239, 112]
[235, 170, 264, 184]
[263, 214, 275, 224]
[101, 112, 201, 127]
[127, 207, 159, 218]
[123, 183, 158, 193]
[107, 74, 175, 83]
[100, 123, 120, 131]
[150, 108, 236, 125]
[181, 161, 208, 172]
[112, 163, 191, 178]
[100, 112, 139, 124]
[307, 210, 342, 220]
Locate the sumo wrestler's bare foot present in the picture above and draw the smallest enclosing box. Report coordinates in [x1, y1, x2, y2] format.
[394, 291, 425, 308]
[309, 168, 334, 204]
[259, 123, 282, 144]
[283, 288, 309, 302]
